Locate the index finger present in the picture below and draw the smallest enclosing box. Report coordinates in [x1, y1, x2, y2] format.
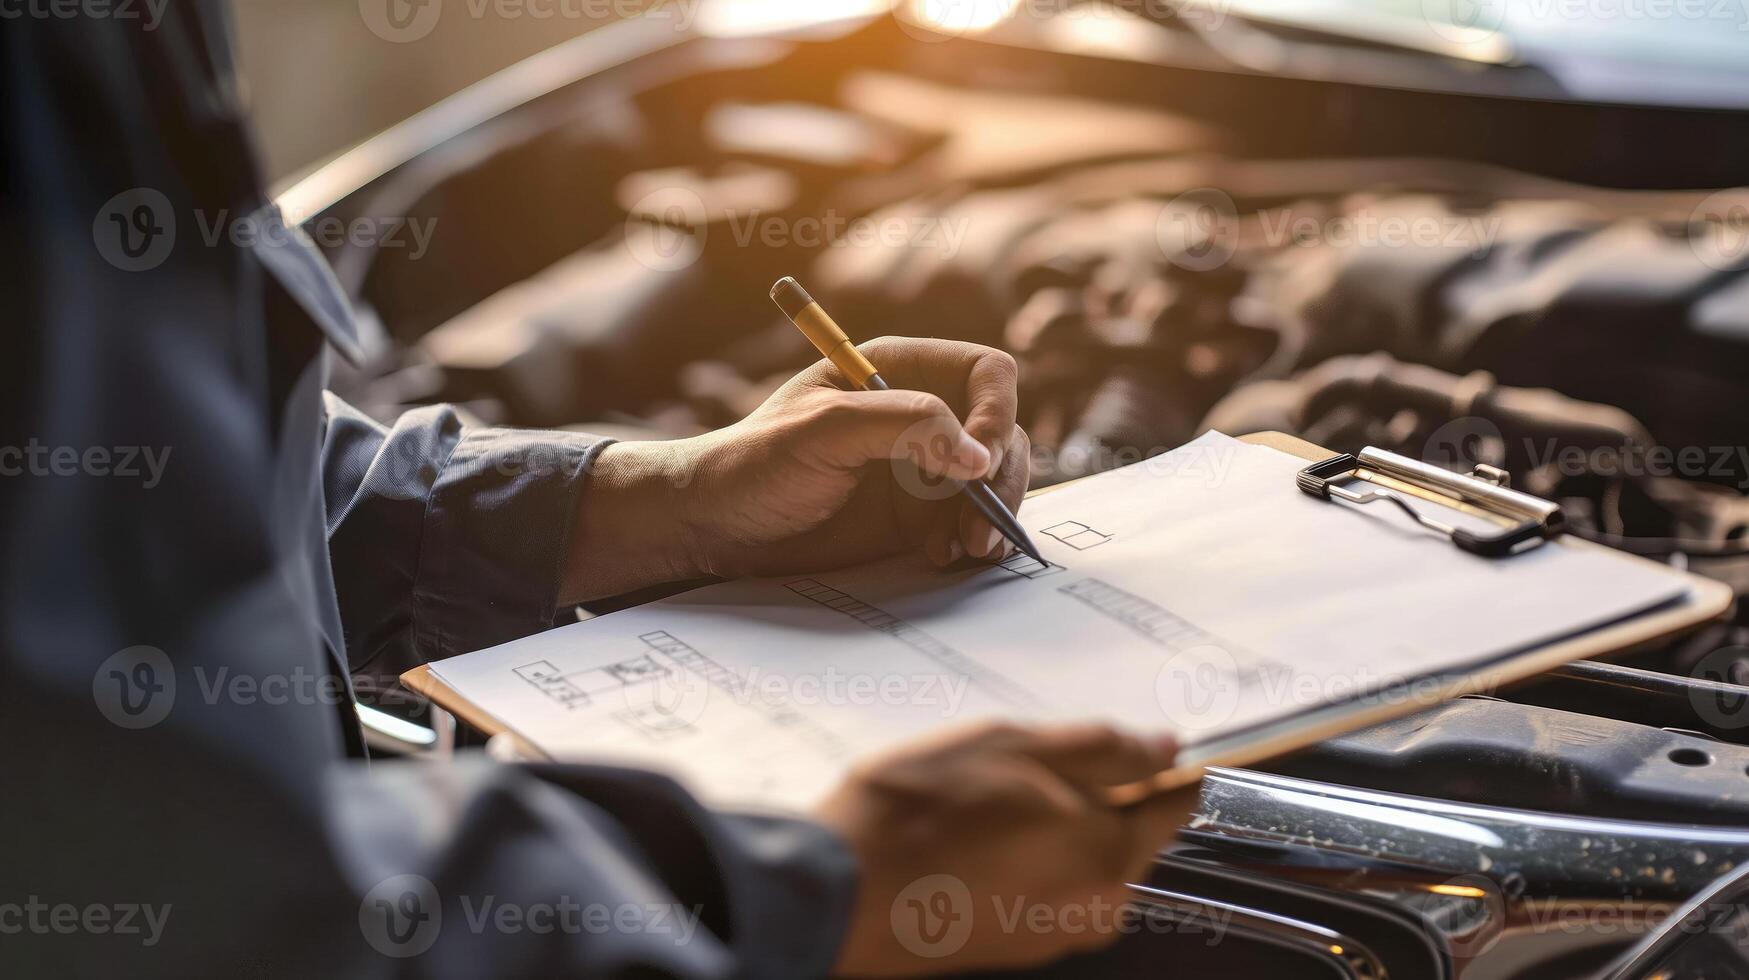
[858, 337, 1020, 475]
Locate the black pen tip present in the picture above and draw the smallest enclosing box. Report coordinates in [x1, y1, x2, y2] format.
[1002, 522, 1046, 565]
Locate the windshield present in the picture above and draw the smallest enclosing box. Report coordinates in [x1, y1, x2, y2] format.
[1221, 0, 1749, 106]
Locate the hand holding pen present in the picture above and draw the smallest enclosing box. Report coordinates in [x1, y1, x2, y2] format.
[566, 283, 1035, 596]
[771, 276, 1044, 564]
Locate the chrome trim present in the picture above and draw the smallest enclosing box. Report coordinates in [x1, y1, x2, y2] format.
[1601, 861, 1749, 979]
[1193, 768, 1749, 901]
[1128, 883, 1384, 978]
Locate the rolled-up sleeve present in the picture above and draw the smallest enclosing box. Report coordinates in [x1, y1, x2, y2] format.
[322, 394, 613, 670]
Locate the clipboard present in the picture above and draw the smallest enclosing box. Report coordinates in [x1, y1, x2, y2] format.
[402, 431, 1735, 798]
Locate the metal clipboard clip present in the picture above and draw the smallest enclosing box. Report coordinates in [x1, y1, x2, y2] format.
[1297, 447, 1566, 558]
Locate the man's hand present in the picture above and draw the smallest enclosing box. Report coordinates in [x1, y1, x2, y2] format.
[564, 337, 1029, 601]
[814, 721, 1183, 977]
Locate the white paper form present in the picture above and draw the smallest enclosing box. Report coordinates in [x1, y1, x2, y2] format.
[428, 432, 1689, 811]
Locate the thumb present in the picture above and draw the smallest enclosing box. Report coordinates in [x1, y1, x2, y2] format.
[1015, 725, 1175, 793]
[804, 388, 992, 481]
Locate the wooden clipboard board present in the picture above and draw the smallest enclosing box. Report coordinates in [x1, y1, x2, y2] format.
[403, 431, 1735, 798]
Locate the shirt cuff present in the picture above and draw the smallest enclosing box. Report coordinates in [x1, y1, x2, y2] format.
[413, 428, 613, 662]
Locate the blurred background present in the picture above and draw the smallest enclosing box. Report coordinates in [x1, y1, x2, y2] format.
[264, 0, 1749, 633]
[240, 1, 1749, 180]
[235, 0, 656, 179]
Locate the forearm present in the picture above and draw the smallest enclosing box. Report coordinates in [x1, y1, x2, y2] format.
[560, 438, 716, 604]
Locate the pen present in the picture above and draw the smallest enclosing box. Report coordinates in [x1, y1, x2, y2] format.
[770, 276, 1046, 565]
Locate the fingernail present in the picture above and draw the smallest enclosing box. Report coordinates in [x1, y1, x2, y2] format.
[946, 538, 965, 565]
[953, 432, 991, 476]
[981, 526, 1002, 558]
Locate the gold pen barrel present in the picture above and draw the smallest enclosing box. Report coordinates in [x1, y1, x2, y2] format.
[771, 277, 881, 387]
[768, 275, 1047, 563]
